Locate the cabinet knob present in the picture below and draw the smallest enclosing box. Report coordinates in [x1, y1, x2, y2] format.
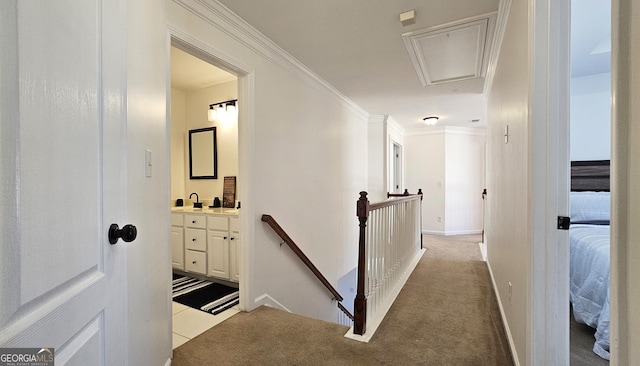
[224, 236, 228, 240]
[192, 261, 196, 264]
[230, 237, 235, 241]
[192, 220, 196, 224]
[192, 238, 196, 241]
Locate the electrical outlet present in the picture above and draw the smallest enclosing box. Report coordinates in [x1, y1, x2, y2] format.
[508, 282, 513, 304]
[436, 216, 442, 223]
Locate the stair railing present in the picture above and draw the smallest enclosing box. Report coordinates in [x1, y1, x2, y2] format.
[353, 190, 423, 336]
[261, 214, 354, 322]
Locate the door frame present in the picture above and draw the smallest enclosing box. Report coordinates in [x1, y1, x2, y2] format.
[610, 0, 637, 363]
[391, 140, 402, 194]
[167, 27, 255, 312]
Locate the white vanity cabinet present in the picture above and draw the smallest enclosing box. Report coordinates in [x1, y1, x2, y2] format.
[171, 209, 240, 282]
[171, 213, 184, 270]
[184, 214, 207, 275]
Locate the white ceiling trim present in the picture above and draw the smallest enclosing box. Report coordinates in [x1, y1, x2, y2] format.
[402, 12, 497, 87]
[368, 114, 387, 124]
[386, 117, 405, 136]
[483, 0, 513, 95]
[171, 0, 370, 121]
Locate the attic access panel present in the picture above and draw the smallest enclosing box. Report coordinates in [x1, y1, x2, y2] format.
[403, 14, 497, 86]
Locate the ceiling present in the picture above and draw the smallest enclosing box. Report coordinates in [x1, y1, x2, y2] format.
[172, 0, 611, 131]
[171, 47, 236, 92]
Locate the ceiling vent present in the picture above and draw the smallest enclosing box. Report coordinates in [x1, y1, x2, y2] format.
[402, 13, 497, 86]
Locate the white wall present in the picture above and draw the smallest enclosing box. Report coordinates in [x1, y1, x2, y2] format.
[570, 72, 611, 160]
[183, 80, 238, 205]
[444, 129, 486, 235]
[126, 0, 172, 364]
[404, 127, 485, 235]
[405, 130, 446, 233]
[486, 0, 530, 364]
[168, 1, 368, 323]
[171, 81, 238, 206]
[367, 115, 386, 201]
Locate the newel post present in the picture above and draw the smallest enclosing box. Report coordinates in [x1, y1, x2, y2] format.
[354, 191, 369, 335]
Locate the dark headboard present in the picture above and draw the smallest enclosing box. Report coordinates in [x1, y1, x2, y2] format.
[571, 160, 610, 192]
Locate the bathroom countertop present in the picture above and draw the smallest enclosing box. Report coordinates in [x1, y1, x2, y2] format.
[171, 206, 239, 216]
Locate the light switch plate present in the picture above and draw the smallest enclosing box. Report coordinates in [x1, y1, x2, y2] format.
[145, 149, 152, 177]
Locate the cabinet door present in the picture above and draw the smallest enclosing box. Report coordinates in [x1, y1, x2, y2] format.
[171, 226, 184, 270]
[229, 234, 240, 282]
[207, 232, 229, 279]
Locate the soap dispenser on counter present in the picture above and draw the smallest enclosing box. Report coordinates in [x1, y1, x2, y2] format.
[211, 197, 221, 208]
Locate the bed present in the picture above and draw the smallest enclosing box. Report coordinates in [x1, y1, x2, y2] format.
[569, 160, 610, 360]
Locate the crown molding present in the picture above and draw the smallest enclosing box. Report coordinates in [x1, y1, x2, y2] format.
[386, 116, 405, 135]
[368, 114, 386, 124]
[483, 0, 512, 95]
[172, 0, 370, 121]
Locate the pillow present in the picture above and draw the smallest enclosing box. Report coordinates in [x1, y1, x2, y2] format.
[570, 191, 610, 222]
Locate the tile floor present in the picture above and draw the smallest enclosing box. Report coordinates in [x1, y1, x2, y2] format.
[172, 301, 240, 349]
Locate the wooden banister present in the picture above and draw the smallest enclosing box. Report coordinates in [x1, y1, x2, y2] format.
[261, 214, 344, 302]
[354, 189, 423, 336]
[387, 188, 423, 198]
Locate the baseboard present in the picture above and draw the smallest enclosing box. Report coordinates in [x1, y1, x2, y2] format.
[165, 358, 172, 366]
[478, 242, 487, 261]
[486, 260, 521, 366]
[423, 230, 483, 236]
[253, 294, 292, 313]
[423, 230, 445, 235]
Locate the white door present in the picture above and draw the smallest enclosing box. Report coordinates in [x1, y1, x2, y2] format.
[0, 1, 140, 364]
[391, 142, 402, 193]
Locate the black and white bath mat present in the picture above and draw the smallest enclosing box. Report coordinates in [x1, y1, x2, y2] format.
[172, 274, 239, 315]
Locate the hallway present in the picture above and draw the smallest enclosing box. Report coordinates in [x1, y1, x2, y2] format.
[171, 235, 513, 365]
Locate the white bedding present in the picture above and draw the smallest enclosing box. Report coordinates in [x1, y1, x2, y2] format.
[569, 223, 610, 360]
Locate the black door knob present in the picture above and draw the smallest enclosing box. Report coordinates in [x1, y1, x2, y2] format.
[109, 223, 138, 244]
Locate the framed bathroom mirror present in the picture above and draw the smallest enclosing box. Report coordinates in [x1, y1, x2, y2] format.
[189, 127, 217, 179]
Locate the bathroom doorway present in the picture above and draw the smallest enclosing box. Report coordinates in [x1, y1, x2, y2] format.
[168, 38, 249, 348]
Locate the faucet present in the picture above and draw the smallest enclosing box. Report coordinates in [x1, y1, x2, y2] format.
[189, 192, 202, 208]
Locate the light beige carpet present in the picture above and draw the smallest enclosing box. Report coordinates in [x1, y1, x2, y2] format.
[172, 235, 513, 365]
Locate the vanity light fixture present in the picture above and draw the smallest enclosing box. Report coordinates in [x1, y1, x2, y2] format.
[207, 105, 216, 122]
[423, 116, 439, 126]
[207, 99, 238, 122]
[215, 103, 227, 121]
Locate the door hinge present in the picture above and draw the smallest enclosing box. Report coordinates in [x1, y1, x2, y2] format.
[557, 216, 570, 230]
